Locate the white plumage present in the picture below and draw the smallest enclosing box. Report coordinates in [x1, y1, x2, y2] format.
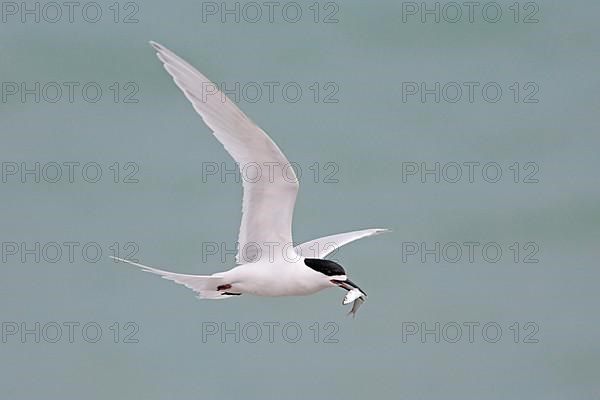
[111, 42, 389, 314]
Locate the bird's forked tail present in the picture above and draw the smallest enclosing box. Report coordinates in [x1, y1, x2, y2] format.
[109, 256, 235, 299]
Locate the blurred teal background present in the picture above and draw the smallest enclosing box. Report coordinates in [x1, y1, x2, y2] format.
[1, 1, 599, 399]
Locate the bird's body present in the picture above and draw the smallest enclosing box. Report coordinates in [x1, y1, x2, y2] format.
[220, 257, 333, 297]
[111, 41, 389, 315]
[114, 251, 362, 299]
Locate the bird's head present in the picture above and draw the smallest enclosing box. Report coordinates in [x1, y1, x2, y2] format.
[303, 258, 366, 295]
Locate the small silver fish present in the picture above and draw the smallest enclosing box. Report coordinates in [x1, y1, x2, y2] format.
[343, 288, 363, 305]
[343, 288, 367, 317]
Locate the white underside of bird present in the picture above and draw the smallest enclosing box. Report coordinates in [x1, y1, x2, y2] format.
[111, 41, 389, 316]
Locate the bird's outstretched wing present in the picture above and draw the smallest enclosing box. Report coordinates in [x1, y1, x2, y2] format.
[150, 42, 299, 264]
[294, 228, 390, 259]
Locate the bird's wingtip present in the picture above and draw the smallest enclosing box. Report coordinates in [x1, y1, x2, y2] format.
[149, 40, 162, 51]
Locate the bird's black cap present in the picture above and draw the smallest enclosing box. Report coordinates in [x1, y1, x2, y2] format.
[304, 258, 346, 276]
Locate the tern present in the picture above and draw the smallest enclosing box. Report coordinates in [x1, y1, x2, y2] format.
[111, 42, 389, 315]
